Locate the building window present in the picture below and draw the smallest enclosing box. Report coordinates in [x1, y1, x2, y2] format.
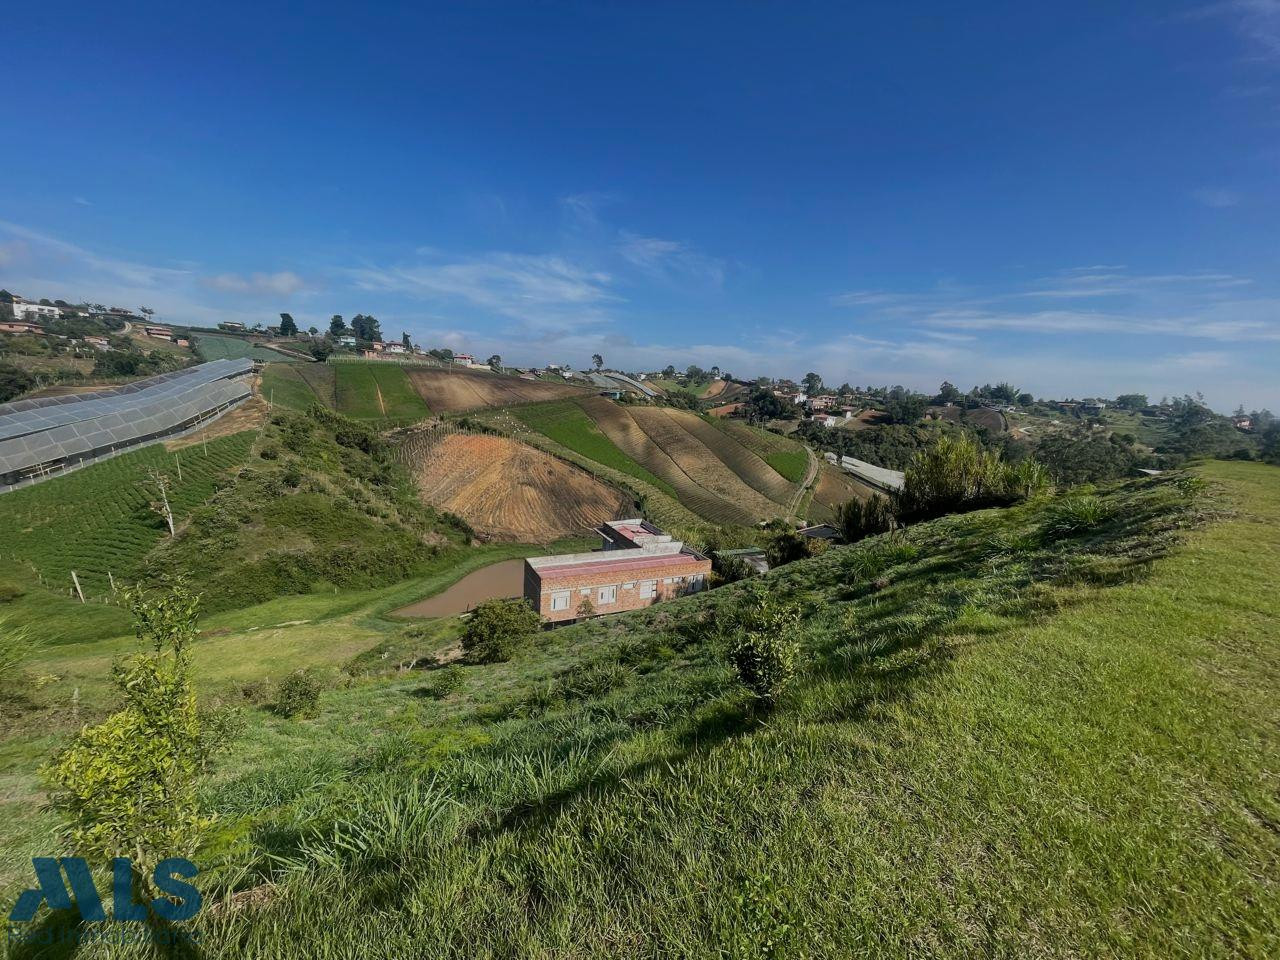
[550, 591, 570, 612]
[598, 584, 618, 605]
[640, 580, 656, 599]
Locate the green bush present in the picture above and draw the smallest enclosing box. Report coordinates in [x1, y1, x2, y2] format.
[420, 664, 464, 700]
[726, 587, 804, 706]
[835, 493, 898, 543]
[460, 598, 542, 664]
[897, 433, 1050, 522]
[43, 583, 217, 880]
[275, 670, 323, 717]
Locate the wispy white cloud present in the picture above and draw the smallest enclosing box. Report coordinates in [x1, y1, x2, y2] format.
[348, 252, 618, 332]
[204, 270, 309, 296]
[1220, 0, 1280, 58]
[73, 196, 92, 207]
[1191, 186, 1242, 208]
[616, 231, 727, 286]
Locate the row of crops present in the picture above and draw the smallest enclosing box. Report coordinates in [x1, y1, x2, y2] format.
[0, 432, 255, 600]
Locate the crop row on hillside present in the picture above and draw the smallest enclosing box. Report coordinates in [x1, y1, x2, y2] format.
[0, 431, 256, 601]
[508, 401, 677, 498]
[261, 363, 319, 412]
[676, 414, 797, 503]
[623, 407, 784, 518]
[406, 367, 588, 413]
[335, 362, 431, 421]
[193, 333, 289, 363]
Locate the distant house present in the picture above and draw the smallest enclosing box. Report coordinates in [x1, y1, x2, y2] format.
[83, 336, 110, 351]
[452, 353, 475, 367]
[144, 325, 172, 339]
[12, 301, 59, 322]
[813, 413, 840, 428]
[798, 524, 841, 541]
[174, 337, 191, 348]
[524, 519, 711, 623]
[337, 335, 357, 347]
[385, 342, 407, 354]
[369, 340, 386, 351]
[1233, 416, 1253, 431]
[0, 320, 43, 334]
[218, 322, 247, 332]
[809, 394, 837, 411]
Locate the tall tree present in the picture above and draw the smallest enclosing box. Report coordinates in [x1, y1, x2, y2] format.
[278, 313, 298, 336]
[329, 314, 346, 336]
[592, 353, 604, 370]
[401, 331, 412, 350]
[802, 372, 823, 395]
[486, 354, 502, 370]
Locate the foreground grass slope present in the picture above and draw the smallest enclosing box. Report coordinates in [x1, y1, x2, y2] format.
[74, 461, 1266, 958]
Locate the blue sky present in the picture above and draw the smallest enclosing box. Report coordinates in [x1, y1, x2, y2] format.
[2, 1, 1278, 410]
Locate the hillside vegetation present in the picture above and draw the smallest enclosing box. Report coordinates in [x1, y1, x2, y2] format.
[8, 463, 1267, 957]
[334, 361, 431, 421]
[144, 406, 469, 611]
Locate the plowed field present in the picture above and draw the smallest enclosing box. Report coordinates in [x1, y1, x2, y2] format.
[577, 398, 795, 525]
[406, 368, 589, 413]
[408, 433, 631, 542]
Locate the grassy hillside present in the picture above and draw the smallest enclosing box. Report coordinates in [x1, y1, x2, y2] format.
[334, 361, 431, 421]
[193, 332, 291, 363]
[711, 417, 809, 483]
[175, 463, 1269, 957]
[0, 432, 255, 605]
[8, 463, 1273, 956]
[145, 405, 465, 611]
[260, 362, 319, 412]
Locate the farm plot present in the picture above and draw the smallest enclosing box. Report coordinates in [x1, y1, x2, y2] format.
[808, 464, 874, 522]
[676, 413, 797, 504]
[709, 419, 809, 483]
[192, 333, 287, 363]
[260, 363, 318, 412]
[297, 363, 337, 408]
[509, 400, 676, 498]
[405, 368, 588, 413]
[335, 362, 431, 421]
[0, 431, 255, 601]
[399, 430, 631, 542]
[577, 398, 774, 526]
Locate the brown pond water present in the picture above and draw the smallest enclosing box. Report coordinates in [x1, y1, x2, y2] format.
[392, 558, 526, 618]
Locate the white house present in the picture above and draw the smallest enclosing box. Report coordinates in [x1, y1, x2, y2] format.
[13, 300, 60, 322]
[337, 335, 357, 347]
[452, 353, 475, 367]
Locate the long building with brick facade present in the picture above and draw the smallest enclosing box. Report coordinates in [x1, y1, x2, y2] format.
[524, 519, 711, 623]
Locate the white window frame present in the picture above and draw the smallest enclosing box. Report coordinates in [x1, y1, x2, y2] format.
[598, 584, 618, 605]
[550, 591, 570, 612]
[639, 580, 656, 599]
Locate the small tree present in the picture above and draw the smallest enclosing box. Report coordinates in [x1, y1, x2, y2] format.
[44, 582, 215, 887]
[576, 595, 596, 620]
[835, 494, 897, 543]
[460, 598, 542, 663]
[275, 670, 321, 717]
[727, 587, 803, 707]
[486, 354, 502, 371]
[144, 467, 176, 536]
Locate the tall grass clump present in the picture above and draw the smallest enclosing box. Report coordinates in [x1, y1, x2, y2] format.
[835, 492, 898, 543]
[725, 585, 804, 707]
[897, 433, 1050, 522]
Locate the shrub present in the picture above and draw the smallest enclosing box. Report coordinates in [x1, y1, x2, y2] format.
[1041, 495, 1112, 538]
[43, 582, 217, 883]
[726, 587, 804, 706]
[420, 664, 464, 700]
[897, 433, 1050, 522]
[460, 598, 542, 664]
[275, 670, 323, 717]
[835, 493, 898, 543]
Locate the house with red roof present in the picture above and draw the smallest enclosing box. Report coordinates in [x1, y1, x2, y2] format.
[523, 519, 711, 622]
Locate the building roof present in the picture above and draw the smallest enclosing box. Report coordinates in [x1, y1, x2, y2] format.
[529, 547, 706, 581]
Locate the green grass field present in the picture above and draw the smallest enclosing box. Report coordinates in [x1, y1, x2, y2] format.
[510, 399, 678, 498]
[333, 362, 431, 421]
[4, 462, 1277, 956]
[260, 362, 319, 411]
[192, 332, 292, 363]
[0, 432, 256, 606]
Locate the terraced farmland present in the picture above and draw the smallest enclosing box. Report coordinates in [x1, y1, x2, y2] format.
[297, 363, 337, 407]
[335, 362, 431, 421]
[709, 419, 810, 483]
[0, 431, 255, 600]
[808, 463, 873, 521]
[508, 401, 676, 497]
[192, 332, 290, 363]
[577, 397, 795, 525]
[406, 367, 589, 413]
[399, 429, 631, 542]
